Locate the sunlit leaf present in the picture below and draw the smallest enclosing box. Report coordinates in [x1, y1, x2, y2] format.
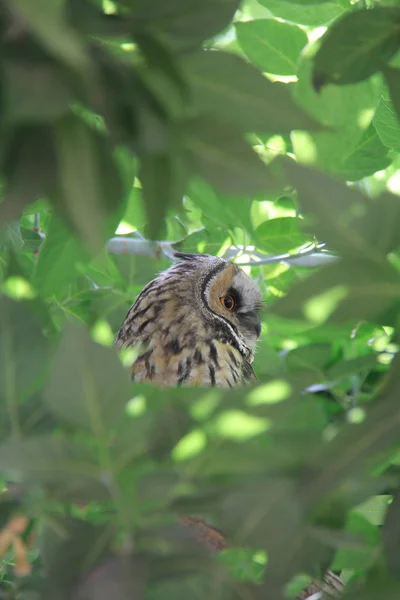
[235, 19, 307, 76]
[259, 0, 345, 27]
[373, 97, 400, 152]
[254, 217, 310, 254]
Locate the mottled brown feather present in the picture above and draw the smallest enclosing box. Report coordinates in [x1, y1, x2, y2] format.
[115, 254, 262, 387]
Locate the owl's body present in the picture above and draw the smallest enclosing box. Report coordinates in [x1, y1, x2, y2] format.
[115, 253, 262, 387]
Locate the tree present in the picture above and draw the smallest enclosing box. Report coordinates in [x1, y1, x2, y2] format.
[0, 0, 400, 598]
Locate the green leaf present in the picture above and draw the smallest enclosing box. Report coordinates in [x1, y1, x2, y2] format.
[0, 126, 57, 225]
[33, 215, 88, 298]
[235, 19, 308, 76]
[186, 179, 254, 234]
[183, 116, 279, 195]
[3, 60, 72, 124]
[355, 494, 390, 527]
[271, 257, 400, 326]
[293, 49, 381, 173]
[10, 0, 89, 70]
[383, 65, 400, 121]
[128, 0, 241, 51]
[133, 31, 189, 103]
[326, 354, 378, 382]
[181, 51, 323, 134]
[254, 217, 310, 254]
[20, 227, 44, 253]
[139, 151, 187, 239]
[258, 0, 345, 27]
[274, 0, 337, 4]
[0, 297, 49, 411]
[285, 343, 333, 372]
[298, 353, 400, 510]
[0, 221, 23, 253]
[54, 114, 125, 252]
[373, 97, 400, 152]
[120, 186, 147, 231]
[383, 490, 400, 576]
[332, 512, 379, 570]
[39, 516, 113, 595]
[174, 228, 231, 256]
[0, 435, 108, 501]
[312, 7, 400, 90]
[282, 159, 400, 258]
[337, 124, 392, 181]
[44, 324, 132, 430]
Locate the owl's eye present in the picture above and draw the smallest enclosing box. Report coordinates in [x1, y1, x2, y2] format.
[220, 294, 236, 311]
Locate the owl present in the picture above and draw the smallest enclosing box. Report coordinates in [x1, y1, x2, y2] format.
[115, 252, 344, 598]
[115, 252, 262, 388]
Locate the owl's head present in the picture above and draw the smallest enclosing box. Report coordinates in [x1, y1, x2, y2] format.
[171, 252, 262, 360]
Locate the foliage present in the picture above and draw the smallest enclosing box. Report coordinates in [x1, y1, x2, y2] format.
[0, 0, 400, 599]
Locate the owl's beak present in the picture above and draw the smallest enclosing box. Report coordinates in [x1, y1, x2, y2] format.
[240, 312, 261, 338]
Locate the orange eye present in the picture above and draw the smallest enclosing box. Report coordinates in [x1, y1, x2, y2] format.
[220, 294, 236, 311]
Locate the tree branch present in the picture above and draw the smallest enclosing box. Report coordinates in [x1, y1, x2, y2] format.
[105, 236, 338, 268]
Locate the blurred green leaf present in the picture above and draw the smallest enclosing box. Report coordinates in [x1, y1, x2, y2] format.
[282, 159, 400, 258]
[273, 259, 400, 325]
[0, 126, 57, 225]
[184, 116, 278, 195]
[285, 343, 333, 372]
[44, 324, 132, 430]
[235, 19, 308, 76]
[0, 435, 107, 500]
[54, 114, 125, 252]
[39, 516, 113, 595]
[326, 354, 378, 382]
[272, 257, 400, 325]
[0, 297, 49, 407]
[273, 0, 337, 3]
[182, 51, 323, 134]
[126, 0, 241, 51]
[312, 7, 400, 89]
[3, 60, 72, 124]
[383, 65, 400, 121]
[11, 0, 89, 70]
[139, 151, 187, 239]
[73, 555, 149, 600]
[383, 490, 400, 577]
[0, 221, 23, 253]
